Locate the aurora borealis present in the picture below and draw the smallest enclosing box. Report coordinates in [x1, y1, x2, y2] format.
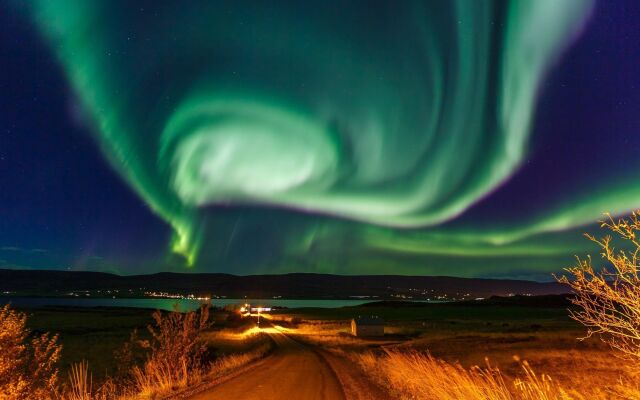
[2, 1, 640, 279]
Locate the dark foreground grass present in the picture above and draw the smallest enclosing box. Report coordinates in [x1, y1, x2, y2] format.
[21, 307, 154, 380]
[273, 302, 574, 333]
[17, 306, 258, 381]
[15, 300, 580, 383]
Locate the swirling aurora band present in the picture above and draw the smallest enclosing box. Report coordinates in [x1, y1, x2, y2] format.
[21, 0, 640, 275]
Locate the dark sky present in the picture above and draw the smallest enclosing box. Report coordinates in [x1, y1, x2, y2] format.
[1, 1, 639, 279]
[0, 3, 170, 272]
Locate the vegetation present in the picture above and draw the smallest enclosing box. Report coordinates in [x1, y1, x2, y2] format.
[351, 349, 640, 400]
[62, 305, 273, 400]
[0, 303, 271, 400]
[558, 211, 640, 364]
[342, 212, 640, 399]
[5, 212, 640, 399]
[127, 305, 212, 396]
[0, 304, 62, 400]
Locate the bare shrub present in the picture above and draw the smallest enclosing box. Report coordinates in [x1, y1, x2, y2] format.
[0, 304, 61, 400]
[557, 212, 640, 363]
[62, 306, 272, 400]
[130, 304, 212, 396]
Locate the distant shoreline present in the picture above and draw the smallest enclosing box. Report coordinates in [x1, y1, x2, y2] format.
[1, 294, 572, 312]
[0, 269, 570, 301]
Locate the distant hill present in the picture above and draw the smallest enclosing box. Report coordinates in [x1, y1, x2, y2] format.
[0, 269, 570, 300]
[355, 294, 574, 308]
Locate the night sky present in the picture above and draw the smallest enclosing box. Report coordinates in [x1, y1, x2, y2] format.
[1, 1, 639, 280]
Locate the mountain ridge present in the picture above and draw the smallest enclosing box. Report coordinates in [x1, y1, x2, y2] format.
[0, 269, 569, 299]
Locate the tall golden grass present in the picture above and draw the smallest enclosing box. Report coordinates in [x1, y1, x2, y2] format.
[59, 306, 272, 400]
[355, 350, 511, 400]
[66, 361, 93, 400]
[351, 349, 640, 400]
[58, 305, 212, 399]
[7, 212, 640, 399]
[344, 213, 640, 400]
[61, 345, 272, 400]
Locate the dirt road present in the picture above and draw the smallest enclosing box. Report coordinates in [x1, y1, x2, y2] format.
[188, 327, 346, 400]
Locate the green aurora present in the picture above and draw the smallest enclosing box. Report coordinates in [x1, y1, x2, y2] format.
[20, 0, 640, 277]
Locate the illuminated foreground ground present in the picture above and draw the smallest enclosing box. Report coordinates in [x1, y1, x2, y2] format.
[188, 325, 379, 400]
[189, 326, 344, 400]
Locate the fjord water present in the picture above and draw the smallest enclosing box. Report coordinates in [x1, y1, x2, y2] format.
[0, 297, 384, 311]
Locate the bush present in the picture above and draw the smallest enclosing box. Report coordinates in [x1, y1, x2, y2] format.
[0, 304, 62, 400]
[130, 304, 212, 396]
[557, 212, 640, 364]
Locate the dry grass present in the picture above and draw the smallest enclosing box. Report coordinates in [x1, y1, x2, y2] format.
[58, 309, 272, 400]
[11, 208, 640, 400]
[284, 315, 640, 399]
[351, 349, 640, 400]
[66, 361, 91, 400]
[196, 325, 275, 384]
[59, 305, 212, 400]
[355, 350, 513, 400]
[207, 339, 272, 380]
[277, 321, 378, 349]
[402, 330, 621, 387]
[126, 328, 272, 399]
[130, 359, 193, 398]
[71, 304, 207, 400]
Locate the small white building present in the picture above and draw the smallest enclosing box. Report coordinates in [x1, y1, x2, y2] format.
[351, 315, 385, 337]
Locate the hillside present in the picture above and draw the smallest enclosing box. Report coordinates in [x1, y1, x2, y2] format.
[0, 269, 569, 300]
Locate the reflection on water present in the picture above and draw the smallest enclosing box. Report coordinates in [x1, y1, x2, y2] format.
[0, 297, 382, 311]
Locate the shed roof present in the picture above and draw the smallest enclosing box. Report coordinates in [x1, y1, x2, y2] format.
[353, 315, 384, 326]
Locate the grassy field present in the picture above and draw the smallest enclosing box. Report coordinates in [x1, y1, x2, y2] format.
[272, 301, 631, 398]
[18, 306, 258, 381]
[20, 301, 577, 371]
[273, 301, 576, 347]
[13, 298, 630, 398]
[22, 306, 154, 380]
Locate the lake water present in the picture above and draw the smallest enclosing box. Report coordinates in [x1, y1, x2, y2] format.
[0, 297, 381, 311]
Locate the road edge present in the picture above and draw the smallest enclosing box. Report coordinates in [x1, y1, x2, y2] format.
[162, 336, 277, 400]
